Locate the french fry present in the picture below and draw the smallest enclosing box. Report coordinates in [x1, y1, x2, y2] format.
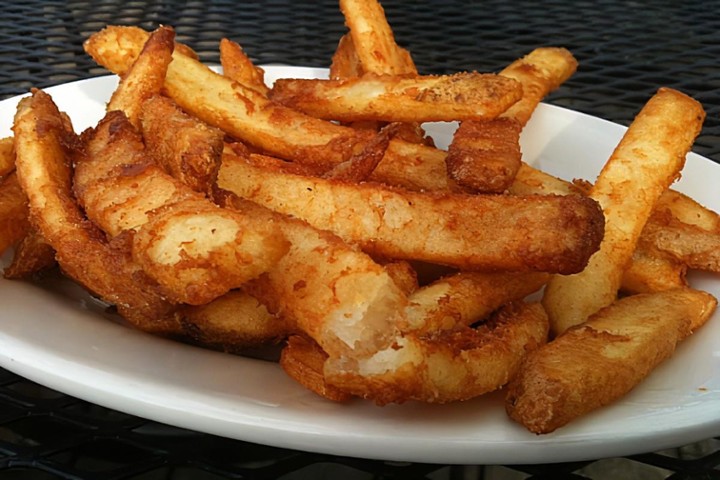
[446, 47, 578, 192]
[641, 213, 720, 272]
[280, 335, 353, 402]
[3, 228, 56, 279]
[216, 193, 408, 360]
[0, 173, 30, 256]
[269, 72, 523, 123]
[620, 245, 687, 294]
[404, 271, 549, 335]
[330, 34, 364, 80]
[339, 0, 416, 75]
[0, 136, 15, 179]
[543, 88, 705, 335]
[106, 25, 175, 129]
[506, 288, 717, 434]
[219, 38, 270, 96]
[141, 95, 224, 195]
[218, 154, 605, 274]
[13, 90, 178, 333]
[326, 301, 549, 404]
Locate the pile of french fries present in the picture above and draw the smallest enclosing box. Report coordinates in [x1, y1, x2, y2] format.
[1, 0, 719, 433]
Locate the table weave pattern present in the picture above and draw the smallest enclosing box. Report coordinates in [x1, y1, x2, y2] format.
[0, 1, 718, 478]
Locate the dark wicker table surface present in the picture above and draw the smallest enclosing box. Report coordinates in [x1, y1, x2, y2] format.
[0, 1, 719, 478]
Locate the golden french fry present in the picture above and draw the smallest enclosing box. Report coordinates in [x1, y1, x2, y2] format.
[330, 34, 364, 80]
[0, 173, 30, 256]
[141, 95, 224, 195]
[77, 111, 288, 305]
[280, 335, 353, 402]
[0, 137, 15, 179]
[3, 228, 56, 279]
[326, 301, 548, 404]
[506, 288, 717, 434]
[269, 73, 522, 123]
[642, 213, 720, 272]
[543, 88, 705, 336]
[106, 26, 174, 129]
[217, 192, 409, 360]
[339, 0, 416, 75]
[218, 154, 605, 274]
[404, 271, 549, 335]
[13, 89, 178, 333]
[219, 37, 269, 96]
[177, 289, 292, 352]
[620, 245, 687, 294]
[447, 47, 578, 192]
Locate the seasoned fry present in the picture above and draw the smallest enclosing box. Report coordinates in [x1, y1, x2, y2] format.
[404, 271, 549, 335]
[339, 0, 416, 75]
[0, 173, 30, 256]
[280, 335, 353, 402]
[218, 154, 605, 274]
[13, 89, 178, 332]
[106, 25, 175, 129]
[447, 47, 578, 192]
[176, 289, 292, 352]
[0, 136, 15, 179]
[3, 228, 56, 279]
[322, 122, 399, 181]
[330, 34, 364, 80]
[543, 88, 705, 335]
[85, 26, 374, 170]
[269, 72, 523, 123]
[141, 95, 224, 195]
[326, 301, 549, 404]
[219, 37, 269, 96]
[506, 288, 717, 434]
[217, 192, 409, 360]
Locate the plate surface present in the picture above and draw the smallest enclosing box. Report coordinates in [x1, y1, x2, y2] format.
[0, 66, 718, 465]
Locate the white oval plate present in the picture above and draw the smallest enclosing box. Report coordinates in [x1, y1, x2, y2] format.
[0, 66, 718, 465]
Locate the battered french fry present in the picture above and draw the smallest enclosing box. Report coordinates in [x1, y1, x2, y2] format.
[219, 37, 270, 96]
[269, 72, 523, 123]
[0, 136, 15, 179]
[506, 288, 717, 434]
[141, 95, 224, 195]
[106, 25, 175, 129]
[339, 0, 416, 75]
[218, 154, 605, 274]
[543, 88, 705, 335]
[404, 271, 549, 335]
[447, 47, 578, 192]
[0, 173, 30, 256]
[217, 193, 408, 360]
[330, 34, 364, 80]
[13, 90, 178, 333]
[326, 301, 549, 405]
[280, 335, 353, 402]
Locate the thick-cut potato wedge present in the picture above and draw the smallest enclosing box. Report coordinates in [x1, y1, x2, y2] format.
[217, 193, 408, 360]
[0, 137, 15, 179]
[330, 34, 364, 80]
[106, 26, 175, 129]
[506, 288, 717, 434]
[218, 154, 605, 274]
[339, 0, 416, 75]
[76, 112, 288, 305]
[0, 173, 30, 256]
[543, 88, 705, 335]
[219, 38, 269, 96]
[404, 271, 549, 335]
[447, 47, 578, 192]
[141, 95, 224, 195]
[326, 301, 548, 405]
[280, 335, 353, 402]
[13, 90, 178, 332]
[269, 73, 523, 123]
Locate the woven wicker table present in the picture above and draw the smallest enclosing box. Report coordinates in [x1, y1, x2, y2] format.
[0, 1, 718, 478]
